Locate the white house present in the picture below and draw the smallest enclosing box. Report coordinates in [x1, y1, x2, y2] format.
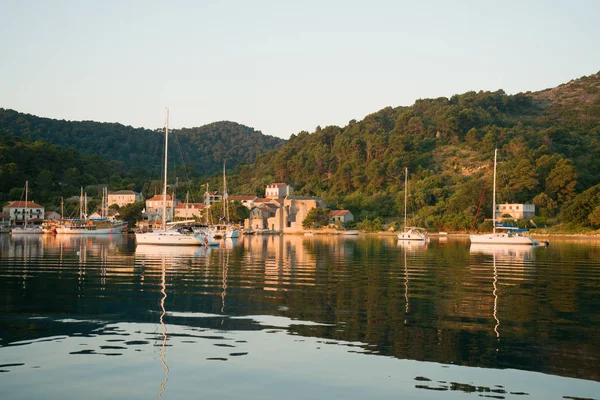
[2, 200, 45, 226]
[265, 183, 294, 199]
[44, 211, 61, 221]
[174, 203, 205, 220]
[228, 195, 258, 209]
[329, 210, 354, 225]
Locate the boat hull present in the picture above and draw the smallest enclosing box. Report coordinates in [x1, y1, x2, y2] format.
[135, 231, 207, 246]
[469, 233, 537, 245]
[11, 227, 43, 234]
[54, 223, 127, 235]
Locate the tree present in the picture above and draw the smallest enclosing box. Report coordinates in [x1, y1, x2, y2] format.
[302, 207, 330, 229]
[546, 159, 578, 204]
[117, 201, 145, 226]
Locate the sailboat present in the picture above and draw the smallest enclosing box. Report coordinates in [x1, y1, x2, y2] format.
[11, 181, 43, 234]
[135, 109, 209, 246]
[54, 188, 128, 234]
[221, 162, 239, 239]
[397, 168, 429, 242]
[469, 149, 538, 245]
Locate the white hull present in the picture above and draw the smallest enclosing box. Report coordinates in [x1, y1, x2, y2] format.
[225, 229, 239, 239]
[469, 233, 537, 245]
[397, 234, 427, 241]
[54, 223, 127, 235]
[397, 228, 429, 242]
[11, 227, 43, 234]
[135, 231, 206, 246]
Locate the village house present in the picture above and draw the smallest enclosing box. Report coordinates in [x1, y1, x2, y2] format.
[174, 203, 205, 220]
[204, 191, 223, 205]
[143, 194, 179, 222]
[329, 210, 354, 226]
[2, 200, 45, 226]
[247, 203, 279, 230]
[44, 211, 61, 221]
[279, 196, 326, 233]
[88, 209, 119, 221]
[495, 203, 535, 220]
[244, 183, 326, 233]
[228, 195, 257, 209]
[0, 212, 11, 232]
[108, 190, 143, 208]
[265, 183, 294, 199]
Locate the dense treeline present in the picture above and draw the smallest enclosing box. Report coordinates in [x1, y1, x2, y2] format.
[1, 72, 599, 231]
[229, 72, 600, 232]
[0, 134, 146, 210]
[0, 109, 285, 177]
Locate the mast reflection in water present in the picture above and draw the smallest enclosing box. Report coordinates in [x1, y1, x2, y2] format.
[0, 234, 598, 399]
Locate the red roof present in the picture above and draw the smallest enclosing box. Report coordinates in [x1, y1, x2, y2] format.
[269, 183, 286, 187]
[330, 210, 351, 216]
[5, 200, 44, 209]
[147, 195, 174, 201]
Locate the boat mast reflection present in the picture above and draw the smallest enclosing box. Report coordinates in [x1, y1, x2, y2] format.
[158, 258, 169, 397]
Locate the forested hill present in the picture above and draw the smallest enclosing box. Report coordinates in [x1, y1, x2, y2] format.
[231, 71, 600, 231]
[0, 109, 285, 175]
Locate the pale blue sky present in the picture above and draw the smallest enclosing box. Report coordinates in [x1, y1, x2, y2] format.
[1, 0, 598, 139]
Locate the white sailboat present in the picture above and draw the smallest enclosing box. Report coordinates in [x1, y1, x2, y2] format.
[397, 168, 429, 242]
[469, 149, 538, 246]
[11, 181, 43, 235]
[135, 109, 208, 246]
[221, 162, 239, 239]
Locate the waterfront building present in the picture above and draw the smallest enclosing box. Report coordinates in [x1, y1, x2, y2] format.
[496, 203, 535, 220]
[2, 200, 45, 226]
[330, 210, 354, 225]
[108, 190, 143, 208]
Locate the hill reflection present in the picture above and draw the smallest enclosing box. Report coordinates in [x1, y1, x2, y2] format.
[0, 234, 598, 382]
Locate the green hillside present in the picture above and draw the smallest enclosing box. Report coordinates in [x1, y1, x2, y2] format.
[229, 72, 600, 231]
[0, 109, 285, 176]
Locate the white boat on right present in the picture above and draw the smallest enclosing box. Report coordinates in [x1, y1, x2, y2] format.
[397, 167, 429, 242]
[470, 149, 539, 246]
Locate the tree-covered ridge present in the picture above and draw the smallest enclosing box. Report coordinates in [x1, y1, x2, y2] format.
[230, 71, 600, 231]
[0, 109, 285, 176]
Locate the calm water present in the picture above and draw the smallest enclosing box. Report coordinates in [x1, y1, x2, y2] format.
[0, 233, 598, 399]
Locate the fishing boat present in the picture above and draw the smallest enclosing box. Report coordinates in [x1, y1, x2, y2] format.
[397, 168, 429, 242]
[135, 109, 209, 246]
[470, 149, 538, 246]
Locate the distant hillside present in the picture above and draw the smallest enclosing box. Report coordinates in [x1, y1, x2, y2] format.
[229, 71, 600, 231]
[0, 109, 286, 177]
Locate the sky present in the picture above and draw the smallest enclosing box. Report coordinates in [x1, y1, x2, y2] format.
[1, 0, 599, 139]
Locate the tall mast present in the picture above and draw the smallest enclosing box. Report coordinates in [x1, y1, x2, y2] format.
[223, 162, 227, 223]
[492, 148, 497, 234]
[404, 167, 408, 231]
[162, 108, 169, 231]
[25, 180, 28, 225]
[61, 197, 64, 219]
[204, 183, 210, 224]
[80, 187, 84, 219]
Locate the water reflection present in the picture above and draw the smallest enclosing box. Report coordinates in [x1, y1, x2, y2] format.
[0, 234, 598, 399]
